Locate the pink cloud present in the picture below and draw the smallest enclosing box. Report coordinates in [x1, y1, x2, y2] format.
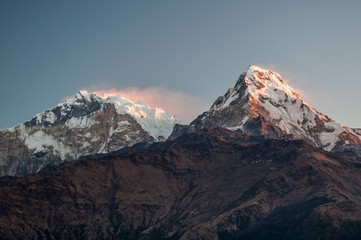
[88, 86, 209, 123]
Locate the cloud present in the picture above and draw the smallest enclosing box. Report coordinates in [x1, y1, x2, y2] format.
[87, 86, 209, 123]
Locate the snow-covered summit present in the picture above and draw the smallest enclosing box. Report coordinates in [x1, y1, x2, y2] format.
[212, 65, 329, 124]
[190, 65, 361, 153]
[0, 90, 179, 176]
[24, 90, 178, 140]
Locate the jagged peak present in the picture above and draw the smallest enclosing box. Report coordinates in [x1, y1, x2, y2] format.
[247, 65, 279, 77]
[188, 65, 360, 153]
[238, 66, 321, 114]
[211, 66, 300, 111]
[48, 89, 177, 124]
[76, 90, 92, 101]
[244, 65, 297, 98]
[59, 90, 104, 108]
[209, 65, 330, 128]
[87, 91, 178, 121]
[246, 67, 329, 121]
[88, 91, 148, 108]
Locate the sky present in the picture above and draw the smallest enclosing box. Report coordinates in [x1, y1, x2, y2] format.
[1, 0, 360, 129]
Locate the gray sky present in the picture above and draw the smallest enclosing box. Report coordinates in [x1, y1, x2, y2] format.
[1, 0, 360, 128]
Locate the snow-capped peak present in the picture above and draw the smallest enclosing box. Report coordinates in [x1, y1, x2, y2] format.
[0, 89, 181, 176]
[49, 90, 179, 139]
[246, 65, 293, 96]
[74, 89, 93, 102]
[211, 65, 327, 122]
[67, 90, 102, 104]
[245, 65, 303, 106]
[244, 65, 327, 121]
[45, 90, 178, 140]
[193, 65, 361, 152]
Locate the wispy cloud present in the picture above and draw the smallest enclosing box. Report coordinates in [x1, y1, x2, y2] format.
[87, 86, 209, 123]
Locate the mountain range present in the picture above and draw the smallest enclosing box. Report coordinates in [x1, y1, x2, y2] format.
[1, 65, 361, 239]
[1, 66, 360, 177]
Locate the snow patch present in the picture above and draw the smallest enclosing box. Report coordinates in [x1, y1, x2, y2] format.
[44, 111, 56, 124]
[65, 116, 98, 129]
[5, 127, 16, 133]
[118, 120, 130, 125]
[319, 121, 343, 151]
[23, 130, 72, 159]
[226, 117, 249, 131]
[124, 135, 130, 141]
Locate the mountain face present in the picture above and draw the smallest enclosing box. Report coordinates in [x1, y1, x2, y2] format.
[0, 90, 178, 176]
[1, 128, 361, 240]
[171, 65, 361, 157]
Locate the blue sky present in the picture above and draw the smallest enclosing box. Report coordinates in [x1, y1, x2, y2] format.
[1, 0, 360, 128]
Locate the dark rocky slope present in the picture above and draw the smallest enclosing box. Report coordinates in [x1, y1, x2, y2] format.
[1, 128, 361, 239]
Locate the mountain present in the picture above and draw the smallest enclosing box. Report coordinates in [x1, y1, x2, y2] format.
[1, 128, 361, 239]
[170, 65, 361, 157]
[0, 90, 178, 176]
[1, 66, 361, 239]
